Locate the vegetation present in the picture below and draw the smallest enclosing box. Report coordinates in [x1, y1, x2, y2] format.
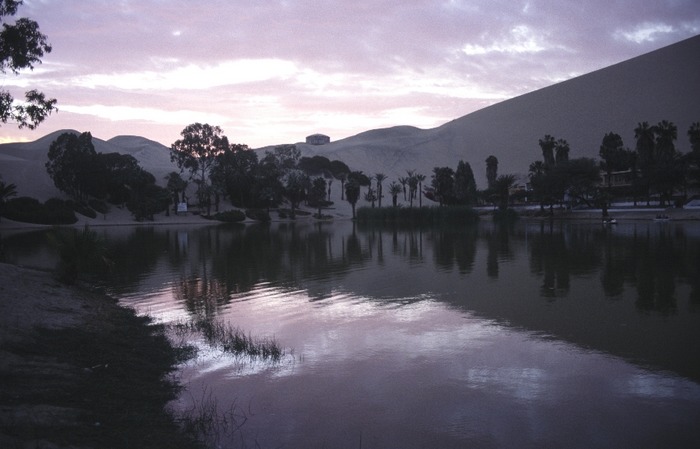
[0, 177, 18, 221]
[212, 209, 246, 223]
[0, 0, 57, 129]
[170, 318, 286, 361]
[44, 131, 170, 220]
[2, 196, 77, 224]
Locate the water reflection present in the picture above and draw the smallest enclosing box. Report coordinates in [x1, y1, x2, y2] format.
[4, 220, 700, 447]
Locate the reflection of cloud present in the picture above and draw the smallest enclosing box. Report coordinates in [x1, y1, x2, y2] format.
[625, 373, 700, 399]
[467, 367, 547, 400]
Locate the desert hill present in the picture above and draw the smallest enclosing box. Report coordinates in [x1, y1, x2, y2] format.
[1, 34, 699, 201]
[277, 34, 700, 186]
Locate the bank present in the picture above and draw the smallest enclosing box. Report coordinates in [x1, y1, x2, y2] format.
[0, 263, 203, 449]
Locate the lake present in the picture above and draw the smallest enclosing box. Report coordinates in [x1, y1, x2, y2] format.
[3, 219, 700, 448]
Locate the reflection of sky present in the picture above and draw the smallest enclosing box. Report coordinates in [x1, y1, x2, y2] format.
[165, 284, 700, 448]
[107, 222, 700, 448]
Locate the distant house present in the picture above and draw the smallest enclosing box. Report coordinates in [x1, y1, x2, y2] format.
[306, 134, 330, 145]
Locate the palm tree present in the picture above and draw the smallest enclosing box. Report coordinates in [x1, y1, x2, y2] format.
[0, 180, 18, 222]
[493, 174, 517, 211]
[398, 176, 408, 201]
[345, 179, 360, 219]
[415, 173, 426, 207]
[374, 173, 386, 208]
[388, 182, 402, 207]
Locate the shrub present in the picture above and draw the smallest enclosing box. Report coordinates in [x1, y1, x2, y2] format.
[3, 197, 78, 225]
[213, 209, 246, 223]
[245, 209, 271, 222]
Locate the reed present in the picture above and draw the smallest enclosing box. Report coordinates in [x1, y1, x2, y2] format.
[170, 318, 286, 361]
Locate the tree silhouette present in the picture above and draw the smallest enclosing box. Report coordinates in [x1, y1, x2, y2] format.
[0, 0, 57, 129]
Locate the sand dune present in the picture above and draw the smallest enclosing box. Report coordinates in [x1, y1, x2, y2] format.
[1, 34, 698, 202]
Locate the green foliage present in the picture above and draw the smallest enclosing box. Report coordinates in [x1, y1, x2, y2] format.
[454, 160, 477, 205]
[430, 166, 456, 206]
[126, 182, 170, 221]
[45, 132, 97, 201]
[3, 196, 77, 224]
[213, 209, 246, 222]
[0, 1, 57, 129]
[0, 178, 18, 221]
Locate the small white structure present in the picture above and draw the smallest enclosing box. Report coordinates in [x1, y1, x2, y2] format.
[306, 133, 330, 145]
[177, 202, 188, 214]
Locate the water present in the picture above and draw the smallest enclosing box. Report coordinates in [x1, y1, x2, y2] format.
[4, 219, 700, 448]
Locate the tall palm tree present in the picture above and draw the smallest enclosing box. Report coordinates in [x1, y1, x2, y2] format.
[0, 180, 18, 222]
[398, 176, 408, 201]
[415, 173, 426, 207]
[388, 182, 402, 207]
[374, 173, 386, 208]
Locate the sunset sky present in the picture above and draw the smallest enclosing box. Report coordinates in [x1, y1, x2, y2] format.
[2, 0, 699, 148]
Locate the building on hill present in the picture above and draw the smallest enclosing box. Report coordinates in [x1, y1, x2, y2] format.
[306, 134, 330, 145]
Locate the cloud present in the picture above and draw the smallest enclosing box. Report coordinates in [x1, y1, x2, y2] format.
[59, 104, 229, 126]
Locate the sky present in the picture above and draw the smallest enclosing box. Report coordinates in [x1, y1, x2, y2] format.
[1, 0, 699, 148]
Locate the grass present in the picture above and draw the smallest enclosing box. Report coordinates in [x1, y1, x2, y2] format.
[170, 318, 286, 361]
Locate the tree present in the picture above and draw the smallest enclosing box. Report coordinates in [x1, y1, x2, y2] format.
[165, 171, 188, 212]
[415, 173, 426, 207]
[374, 173, 386, 207]
[345, 179, 360, 219]
[209, 143, 257, 208]
[388, 181, 402, 207]
[689, 122, 700, 156]
[170, 123, 229, 215]
[485, 155, 498, 190]
[431, 166, 455, 206]
[492, 174, 517, 211]
[539, 135, 556, 169]
[554, 139, 570, 165]
[0, 177, 17, 222]
[634, 121, 657, 203]
[454, 160, 477, 205]
[282, 169, 308, 218]
[406, 170, 419, 207]
[45, 132, 97, 202]
[308, 176, 328, 216]
[0, 0, 57, 129]
[364, 186, 377, 208]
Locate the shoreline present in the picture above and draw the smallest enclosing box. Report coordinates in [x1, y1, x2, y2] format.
[0, 262, 201, 449]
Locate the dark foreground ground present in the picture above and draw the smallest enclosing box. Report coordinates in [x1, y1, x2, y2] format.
[0, 263, 202, 449]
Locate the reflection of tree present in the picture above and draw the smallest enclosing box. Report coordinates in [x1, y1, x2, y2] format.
[174, 275, 229, 320]
[528, 223, 603, 298]
[483, 223, 515, 279]
[631, 228, 678, 314]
